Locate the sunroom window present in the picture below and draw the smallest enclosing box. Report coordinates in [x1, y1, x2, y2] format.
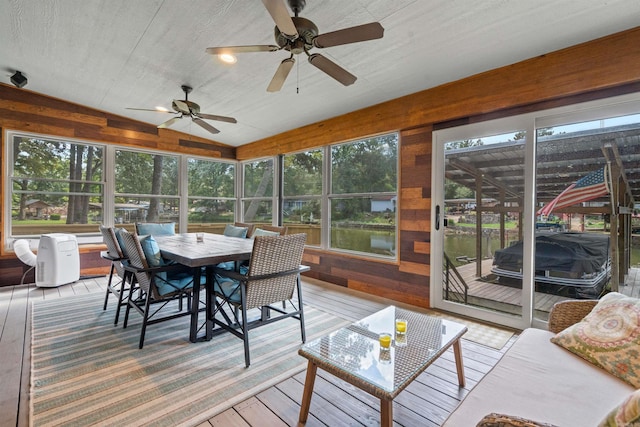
[9, 134, 104, 237]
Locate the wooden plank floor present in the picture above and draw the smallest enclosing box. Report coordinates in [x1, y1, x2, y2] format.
[1, 276, 515, 427]
[451, 260, 640, 314]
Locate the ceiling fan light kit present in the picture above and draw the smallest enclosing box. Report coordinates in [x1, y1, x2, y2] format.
[206, 0, 384, 92]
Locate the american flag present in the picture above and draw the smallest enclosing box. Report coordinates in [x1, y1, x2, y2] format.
[538, 166, 610, 216]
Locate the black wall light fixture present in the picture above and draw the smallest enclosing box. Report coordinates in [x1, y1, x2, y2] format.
[11, 71, 28, 88]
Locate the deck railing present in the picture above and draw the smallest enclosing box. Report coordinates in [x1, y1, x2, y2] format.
[443, 253, 468, 304]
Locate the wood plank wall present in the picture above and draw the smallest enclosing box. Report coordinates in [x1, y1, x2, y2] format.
[2, 26, 640, 304]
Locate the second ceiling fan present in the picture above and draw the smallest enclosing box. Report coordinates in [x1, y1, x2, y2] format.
[206, 0, 384, 92]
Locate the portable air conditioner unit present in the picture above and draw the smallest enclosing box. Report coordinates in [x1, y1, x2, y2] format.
[36, 233, 80, 287]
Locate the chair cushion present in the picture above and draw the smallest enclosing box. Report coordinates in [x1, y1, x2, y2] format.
[224, 224, 248, 238]
[137, 222, 175, 236]
[214, 266, 249, 304]
[114, 228, 129, 258]
[252, 228, 280, 236]
[217, 261, 236, 271]
[550, 292, 640, 388]
[139, 235, 165, 267]
[599, 389, 640, 427]
[155, 271, 205, 296]
[214, 276, 241, 304]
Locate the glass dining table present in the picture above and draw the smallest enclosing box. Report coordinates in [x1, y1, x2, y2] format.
[154, 232, 255, 342]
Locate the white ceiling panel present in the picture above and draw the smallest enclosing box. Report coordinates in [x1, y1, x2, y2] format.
[1, 0, 639, 147]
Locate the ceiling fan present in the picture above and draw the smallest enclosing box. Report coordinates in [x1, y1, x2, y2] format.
[126, 85, 237, 134]
[206, 0, 384, 92]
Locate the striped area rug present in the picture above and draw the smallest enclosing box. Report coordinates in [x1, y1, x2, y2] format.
[30, 294, 349, 427]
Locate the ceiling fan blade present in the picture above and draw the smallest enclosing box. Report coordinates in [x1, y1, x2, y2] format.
[308, 54, 357, 86]
[157, 116, 181, 129]
[173, 100, 190, 114]
[126, 107, 174, 113]
[261, 0, 298, 39]
[206, 45, 279, 55]
[267, 58, 295, 92]
[196, 113, 237, 124]
[313, 22, 384, 48]
[193, 117, 220, 134]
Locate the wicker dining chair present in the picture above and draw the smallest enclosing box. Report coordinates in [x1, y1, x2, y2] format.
[120, 230, 205, 348]
[213, 233, 308, 367]
[99, 225, 133, 325]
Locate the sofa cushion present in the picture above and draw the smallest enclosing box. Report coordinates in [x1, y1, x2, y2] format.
[598, 389, 640, 427]
[550, 292, 640, 388]
[442, 328, 633, 426]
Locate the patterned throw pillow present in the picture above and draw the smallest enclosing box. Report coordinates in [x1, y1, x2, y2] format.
[550, 292, 640, 388]
[476, 413, 558, 427]
[599, 389, 640, 427]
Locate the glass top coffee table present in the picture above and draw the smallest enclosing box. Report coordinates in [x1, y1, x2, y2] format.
[298, 305, 467, 426]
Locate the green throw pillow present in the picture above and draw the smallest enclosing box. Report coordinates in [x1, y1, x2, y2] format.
[599, 389, 640, 427]
[550, 292, 640, 388]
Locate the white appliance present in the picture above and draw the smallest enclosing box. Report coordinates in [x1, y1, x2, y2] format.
[36, 233, 80, 287]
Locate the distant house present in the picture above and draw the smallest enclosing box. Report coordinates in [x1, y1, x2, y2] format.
[25, 199, 52, 218]
[371, 196, 396, 213]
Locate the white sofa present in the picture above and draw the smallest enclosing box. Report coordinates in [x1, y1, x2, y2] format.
[442, 299, 636, 426]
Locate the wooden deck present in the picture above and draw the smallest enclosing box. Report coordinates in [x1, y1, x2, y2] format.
[0, 276, 515, 427]
[448, 259, 640, 319]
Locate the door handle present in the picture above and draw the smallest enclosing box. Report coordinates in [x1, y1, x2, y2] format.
[435, 205, 440, 230]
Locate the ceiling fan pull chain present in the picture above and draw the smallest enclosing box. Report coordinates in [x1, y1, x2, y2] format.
[296, 57, 300, 94]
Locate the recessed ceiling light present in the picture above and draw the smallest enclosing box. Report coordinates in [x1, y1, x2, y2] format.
[219, 53, 237, 64]
[155, 106, 169, 112]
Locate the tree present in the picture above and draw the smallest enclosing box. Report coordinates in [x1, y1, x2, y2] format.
[13, 137, 63, 219]
[147, 155, 164, 222]
[445, 138, 483, 150]
[243, 160, 273, 221]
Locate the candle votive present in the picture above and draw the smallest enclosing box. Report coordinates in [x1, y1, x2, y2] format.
[395, 319, 407, 335]
[379, 333, 392, 350]
[196, 232, 204, 243]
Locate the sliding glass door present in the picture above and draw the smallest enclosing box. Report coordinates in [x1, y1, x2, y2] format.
[432, 117, 534, 330]
[432, 94, 640, 329]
